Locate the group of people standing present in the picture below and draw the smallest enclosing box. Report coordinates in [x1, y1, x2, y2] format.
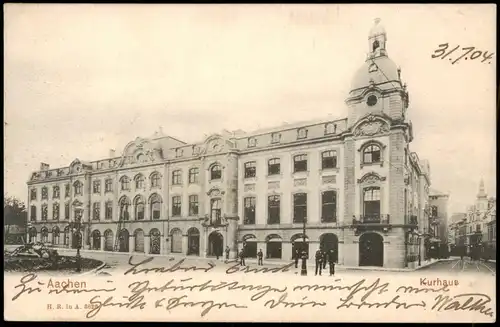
[217, 245, 264, 266]
[294, 248, 337, 276]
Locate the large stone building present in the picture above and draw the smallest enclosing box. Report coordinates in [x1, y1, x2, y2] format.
[26, 19, 433, 268]
[428, 189, 449, 257]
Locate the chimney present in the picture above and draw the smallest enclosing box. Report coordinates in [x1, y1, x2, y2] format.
[109, 149, 116, 157]
[40, 162, 50, 171]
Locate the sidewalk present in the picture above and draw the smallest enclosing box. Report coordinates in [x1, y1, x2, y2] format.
[42, 247, 448, 272]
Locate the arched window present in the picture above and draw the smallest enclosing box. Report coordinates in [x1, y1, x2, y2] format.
[134, 196, 145, 220]
[120, 176, 130, 191]
[53, 203, 60, 220]
[210, 165, 222, 180]
[248, 137, 257, 148]
[373, 40, 380, 52]
[150, 194, 161, 220]
[135, 174, 145, 189]
[324, 123, 337, 135]
[210, 199, 221, 224]
[119, 197, 131, 221]
[150, 172, 161, 188]
[362, 144, 381, 164]
[73, 182, 82, 196]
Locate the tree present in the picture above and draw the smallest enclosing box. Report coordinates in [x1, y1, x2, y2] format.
[4, 195, 27, 243]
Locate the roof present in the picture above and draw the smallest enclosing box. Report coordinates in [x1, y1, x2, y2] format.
[429, 188, 449, 197]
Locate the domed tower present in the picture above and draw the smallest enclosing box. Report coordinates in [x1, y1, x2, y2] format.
[346, 18, 409, 127]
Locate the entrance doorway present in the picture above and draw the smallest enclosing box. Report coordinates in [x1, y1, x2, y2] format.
[266, 234, 282, 259]
[92, 230, 101, 250]
[208, 231, 223, 257]
[118, 229, 129, 252]
[187, 228, 200, 255]
[320, 233, 339, 262]
[359, 232, 384, 266]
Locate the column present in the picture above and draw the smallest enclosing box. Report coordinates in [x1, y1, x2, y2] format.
[344, 241, 358, 267]
[182, 235, 188, 255]
[201, 229, 207, 258]
[226, 218, 238, 259]
[338, 241, 344, 264]
[100, 236, 105, 251]
[282, 241, 292, 260]
[144, 235, 150, 255]
[68, 232, 73, 248]
[49, 231, 53, 244]
[129, 235, 135, 253]
[260, 241, 267, 259]
[161, 235, 166, 255]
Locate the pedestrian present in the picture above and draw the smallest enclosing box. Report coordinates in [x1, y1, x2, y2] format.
[315, 249, 323, 276]
[294, 249, 300, 268]
[257, 249, 263, 266]
[322, 249, 328, 269]
[328, 249, 335, 276]
[225, 246, 230, 261]
[239, 249, 246, 266]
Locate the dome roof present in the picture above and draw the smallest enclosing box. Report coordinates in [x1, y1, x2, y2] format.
[350, 56, 402, 94]
[369, 18, 386, 38]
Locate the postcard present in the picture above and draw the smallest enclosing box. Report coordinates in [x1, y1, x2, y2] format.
[3, 3, 496, 322]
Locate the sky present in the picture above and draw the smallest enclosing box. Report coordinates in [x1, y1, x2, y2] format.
[4, 4, 496, 214]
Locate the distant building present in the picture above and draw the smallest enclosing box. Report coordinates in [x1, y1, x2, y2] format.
[428, 189, 450, 258]
[25, 19, 432, 268]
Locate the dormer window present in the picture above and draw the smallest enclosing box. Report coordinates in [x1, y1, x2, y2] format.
[324, 123, 337, 135]
[271, 133, 281, 144]
[176, 148, 183, 158]
[372, 40, 380, 52]
[297, 128, 308, 140]
[248, 137, 257, 148]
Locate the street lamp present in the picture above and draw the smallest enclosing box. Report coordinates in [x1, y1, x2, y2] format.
[301, 217, 307, 276]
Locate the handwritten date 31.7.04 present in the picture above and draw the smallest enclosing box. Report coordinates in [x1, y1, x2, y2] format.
[431, 43, 494, 65]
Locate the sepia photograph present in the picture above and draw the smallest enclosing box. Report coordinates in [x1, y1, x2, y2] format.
[3, 4, 496, 322]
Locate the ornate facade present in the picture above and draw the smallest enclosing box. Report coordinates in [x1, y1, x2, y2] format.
[26, 19, 432, 268]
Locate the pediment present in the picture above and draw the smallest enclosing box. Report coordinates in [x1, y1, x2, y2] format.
[118, 137, 163, 167]
[357, 172, 386, 184]
[201, 134, 236, 155]
[72, 199, 84, 207]
[352, 114, 391, 137]
[206, 187, 225, 197]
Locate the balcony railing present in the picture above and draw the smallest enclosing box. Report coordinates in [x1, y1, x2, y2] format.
[353, 214, 390, 225]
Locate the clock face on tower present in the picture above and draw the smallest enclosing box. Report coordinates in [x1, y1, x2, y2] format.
[209, 139, 222, 153]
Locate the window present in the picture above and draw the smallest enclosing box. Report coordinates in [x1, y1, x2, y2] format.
[297, 128, 308, 140]
[293, 193, 307, 223]
[244, 197, 256, 225]
[248, 138, 257, 148]
[363, 187, 381, 220]
[325, 123, 337, 135]
[93, 181, 101, 194]
[151, 173, 161, 188]
[30, 189, 37, 201]
[172, 196, 181, 216]
[42, 187, 48, 200]
[74, 182, 83, 196]
[135, 197, 145, 220]
[120, 198, 131, 221]
[271, 133, 281, 144]
[105, 202, 113, 220]
[172, 170, 182, 185]
[210, 199, 221, 224]
[93, 202, 101, 220]
[210, 165, 222, 180]
[268, 158, 280, 175]
[105, 179, 113, 193]
[41, 204, 48, 221]
[431, 205, 438, 218]
[189, 195, 199, 216]
[120, 176, 130, 191]
[176, 148, 183, 158]
[268, 195, 280, 224]
[65, 184, 70, 198]
[53, 203, 60, 220]
[244, 162, 256, 178]
[135, 175, 145, 189]
[321, 191, 337, 222]
[64, 203, 70, 220]
[293, 154, 308, 172]
[372, 40, 380, 52]
[150, 194, 161, 220]
[52, 186, 60, 199]
[362, 145, 381, 164]
[30, 205, 36, 221]
[322, 150, 338, 169]
[367, 95, 378, 106]
[189, 168, 199, 184]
